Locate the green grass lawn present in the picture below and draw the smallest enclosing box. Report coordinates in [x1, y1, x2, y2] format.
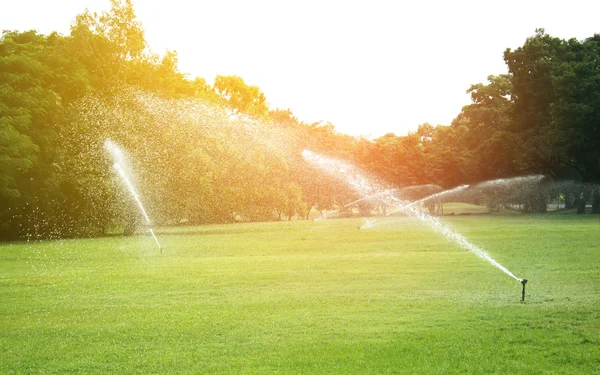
[1, 215, 599, 374]
[441, 202, 490, 215]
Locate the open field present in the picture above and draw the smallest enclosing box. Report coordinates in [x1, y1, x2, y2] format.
[439, 202, 490, 215]
[1, 215, 600, 374]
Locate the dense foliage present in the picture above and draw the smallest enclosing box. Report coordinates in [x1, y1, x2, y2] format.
[1, 1, 599, 240]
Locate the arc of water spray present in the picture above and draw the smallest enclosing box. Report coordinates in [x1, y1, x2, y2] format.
[303, 149, 524, 285]
[314, 189, 397, 221]
[105, 140, 162, 252]
[343, 189, 398, 208]
[370, 175, 544, 228]
[360, 185, 469, 229]
[402, 204, 521, 281]
[402, 185, 469, 210]
[361, 194, 522, 281]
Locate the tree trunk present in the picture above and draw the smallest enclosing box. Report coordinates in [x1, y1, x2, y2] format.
[565, 193, 574, 209]
[557, 195, 560, 211]
[523, 188, 547, 213]
[592, 187, 600, 214]
[123, 220, 136, 236]
[304, 205, 313, 220]
[576, 189, 590, 214]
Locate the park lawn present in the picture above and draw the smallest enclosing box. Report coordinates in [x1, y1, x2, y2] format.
[1, 215, 599, 374]
[441, 202, 490, 215]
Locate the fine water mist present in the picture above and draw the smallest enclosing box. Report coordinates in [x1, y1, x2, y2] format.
[105, 139, 162, 251]
[372, 184, 470, 223]
[303, 149, 525, 284]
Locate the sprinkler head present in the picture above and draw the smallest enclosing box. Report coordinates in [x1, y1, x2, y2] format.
[520, 278, 528, 302]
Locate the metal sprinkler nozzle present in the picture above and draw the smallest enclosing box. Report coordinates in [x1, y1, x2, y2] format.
[520, 279, 528, 302]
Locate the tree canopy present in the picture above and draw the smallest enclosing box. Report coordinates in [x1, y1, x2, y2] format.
[1, 3, 599, 240]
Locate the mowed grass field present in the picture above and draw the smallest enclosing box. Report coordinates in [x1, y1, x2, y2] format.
[1, 214, 599, 374]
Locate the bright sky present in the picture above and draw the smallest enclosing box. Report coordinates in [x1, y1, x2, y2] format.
[2, 0, 599, 137]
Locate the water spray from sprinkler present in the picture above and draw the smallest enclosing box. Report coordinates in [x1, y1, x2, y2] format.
[303, 150, 529, 301]
[359, 218, 376, 230]
[105, 140, 162, 252]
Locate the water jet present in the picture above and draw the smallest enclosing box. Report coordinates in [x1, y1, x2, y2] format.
[105, 139, 162, 252]
[303, 150, 526, 298]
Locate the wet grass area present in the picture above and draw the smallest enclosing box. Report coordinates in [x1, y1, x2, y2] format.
[1, 215, 599, 374]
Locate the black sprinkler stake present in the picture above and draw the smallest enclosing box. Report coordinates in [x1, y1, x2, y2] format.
[520, 279, 528, 302]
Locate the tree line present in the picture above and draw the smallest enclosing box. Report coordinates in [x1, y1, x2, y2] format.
[1, 0, 599, 240]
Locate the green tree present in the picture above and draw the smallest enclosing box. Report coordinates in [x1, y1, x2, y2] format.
[504, 29, 565, 177]
[456, 74, 520, 182]
[551, 35, 600, 212]
[506, 30, 600, 213]
[213, 75, 269, 118]
[69, 0, 147, 90]
[0, 30, 88, 238]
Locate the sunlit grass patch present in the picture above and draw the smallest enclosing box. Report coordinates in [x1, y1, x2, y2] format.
[1, 215, 599, 373]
